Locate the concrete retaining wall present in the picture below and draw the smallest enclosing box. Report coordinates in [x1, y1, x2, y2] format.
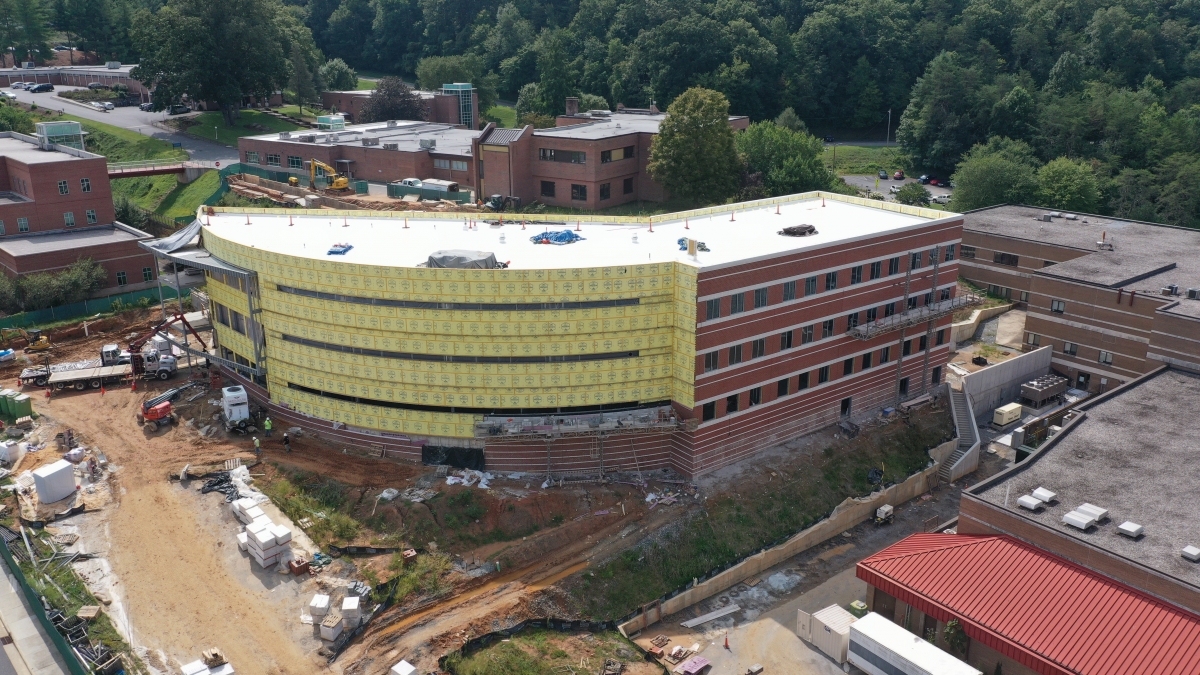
[951, 304, 1013, 344]
[962, 346, 1053, 421]
[618, 438, 956, 635]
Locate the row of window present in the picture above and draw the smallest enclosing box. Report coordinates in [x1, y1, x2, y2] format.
[704, 324, 947, 373]
[433, 159, 470, 171]
[0, 210, 97, 234]
[959, 244, 1021, 268]
[540, 178, 635, 201]
[11, 177, 29, 196]
[213, 301, 249, 335]
[704, 247, 956, 320]
[114, 267, 155, 286]
[700, 344, 945, 421]
[56, 178, 93, 195]
[1027, 333, 1115, 365]
[536, 146, 637, 165]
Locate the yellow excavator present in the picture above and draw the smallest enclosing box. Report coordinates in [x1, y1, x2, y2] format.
[1, 328, 51, 353]
[308, 159, 351, 194]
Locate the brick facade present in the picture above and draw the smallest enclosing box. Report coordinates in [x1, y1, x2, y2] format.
[320, 89, 479, 128]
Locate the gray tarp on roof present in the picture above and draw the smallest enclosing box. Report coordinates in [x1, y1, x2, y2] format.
[427, 250, 499, 269]
[142, 219, 202, 253]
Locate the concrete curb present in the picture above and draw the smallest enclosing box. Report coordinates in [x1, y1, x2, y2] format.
[51, 95, 109, 114]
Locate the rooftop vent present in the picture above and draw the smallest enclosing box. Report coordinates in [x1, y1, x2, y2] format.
[1063, 511, 1096, 530]
[1050, 212, 1062, 218]
[279, 132, 291, 140]
[299, 134, 316, 143]
[1032, 487, 1057, 503]
[1117, 521, 1144, 538]
[387, 120, 397, 127]
[1076, 503, 1109, 522]
[419, 138, 436, 149]
[329, 134, 339, 142]
[1188, 288, 1199, 300]
[588, 109, 611, 117]
[383, 143, 399, 150]
[361, 138, 379, 147]
[779, 224, 818, 237]
[1039, 214, 1053, 222]
[1017, 495, 1044, 511]
[1185, 546, 1200, 562]
[1064, 214, 1077, 220]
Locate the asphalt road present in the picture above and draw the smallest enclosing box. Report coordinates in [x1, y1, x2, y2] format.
[842, 174, 953, 203]
[4, 84, 239, 163]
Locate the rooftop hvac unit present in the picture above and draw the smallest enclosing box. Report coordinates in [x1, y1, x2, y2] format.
[361, 138, 379, 146]
[1118, 521, 1144, 538]
[1017, 495, 1044, 511]
[279, 132, 291, 139]
[1050, 212, 1062, 218]
[1032, 487, 1057, 503]
[1162, 288, 1174, 296]
[300, 134, 316, 143]
[386, 120, 398, 127]
[1188, 288, 1199, 300]
[1169, 284, 1180, 295]
[419, 138, 437, 149]
[1184, 546, 1200, 562]
[329, 134, 339, 142]
[1063, 511, 1096, 530]
[382, 143, 399, 150]
[22, 62, 34, 69]
[105, 61, 121, 69]
[1076, 503, 1109, 522]
[1064, 214, 1077, 220]
[588, 109, 611, 117]
[1039, 214, 1053, 222]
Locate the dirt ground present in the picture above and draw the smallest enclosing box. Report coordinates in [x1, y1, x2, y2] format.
[448, 628, 660, 675]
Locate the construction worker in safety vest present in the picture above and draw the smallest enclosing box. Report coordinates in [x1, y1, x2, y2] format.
[253, 437, 261, 458]
[282, 432, 292, 453]
[263, 417, 273, 437]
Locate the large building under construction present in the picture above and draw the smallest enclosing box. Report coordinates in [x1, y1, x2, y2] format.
[144, 193, 970, 477]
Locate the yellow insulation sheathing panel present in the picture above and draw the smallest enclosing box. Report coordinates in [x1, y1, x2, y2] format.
[202, 230, 699, 439]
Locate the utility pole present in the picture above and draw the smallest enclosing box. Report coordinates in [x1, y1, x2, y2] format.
[886, 109, 891, 146]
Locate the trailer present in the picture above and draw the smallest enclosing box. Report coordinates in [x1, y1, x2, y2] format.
[46, 364, 132, 391]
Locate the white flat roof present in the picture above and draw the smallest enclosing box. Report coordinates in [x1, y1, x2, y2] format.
[850, 613, 981, 675]
[0, 136, 91, 164]
[201, 195, 955, 271]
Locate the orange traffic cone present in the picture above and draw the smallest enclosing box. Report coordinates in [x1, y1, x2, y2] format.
[100, 385, 105, 396]
[131, 379, 137, 392]
[724, 633, 729, 650]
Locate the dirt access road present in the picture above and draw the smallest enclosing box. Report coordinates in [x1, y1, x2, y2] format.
[32, 383, 326, 675]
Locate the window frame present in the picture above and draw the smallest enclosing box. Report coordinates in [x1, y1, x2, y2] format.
[1099, 350, 1113, 365]
[993, 251, 1020, 267]
[287, 155, 302, 169]
[753, 287, 768, 309]
[540, 181, 556, 198]
[17, 218, 28, 233]
[623, 177, 634, 194]
[729, 293, 745, 315]
[245, 151, 260, 164]
[570, 184, 587, 201]
[748, 387, 762, 406]
[1050, 299, 1066, 314]
[825, 271, 838, 291]
[1063, 342, 1078, 356]
[451, 160, 469, 172]
[64, 211, 75, 227]
[265, 153, 281, 167]
[85, 209, 97, 224]
[801, 325, 814, 344]
[818, 366, 830, 384]
[703, 352, 719, 373]
[805, 276, 818, 296]
[782, 280, 796, 301]
[80, 177, 91, 193]
[58, 180, 69, 195]
[751, 338, 766, 359]
[777, 379, 790, 397]
[960, 245, 976, 259]
[599, 183, 611, 200]
[705, 298, 721, 321]
[728, 344, 743, 365]
[821, 319, 834, 338]
[869, 261, 882, 280]
[843, 358, 854, 376]
[142, 266, 154, 282]
[862, 352, 873, 369]
[850, 265, 863, 284]
[779, 330, 793, 350]
[538, 148, 586, 164]
[115, 271, 127, 286]
[888, 256, 900, 275]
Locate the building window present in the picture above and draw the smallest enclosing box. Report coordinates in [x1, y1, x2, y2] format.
[903, 340, 912, 356]
[802, 325, 814, 344]
[918, 335, 927, 351]
[869, 261, 882, 280]
[805, 276, 817, 296]
[885, 302, 896, 317]
[623, 177, 634, 194]
[841, 397, 853, 416]
[936, 329, 945, 345]
[862, 352, 873, 369]
[600, 183, 611, 200]
[433, 159, 450, 169]
[1063, 342, 1078, 356]
[600, 146, 635, 163]
[945, 244, 956, 261]
[822, 319, 834, 338]
[888, 256, 900, 275]
[923, 291, 933, 306]
[0, 221, 4, 235]
[940, 288, 951, 301]
[80, 178, 91, 193]
[899, 377, 910, 397]
[288, 156, 302, 169]
[571, 184, 587, 201]
[751, 338, 766, 359]
[728, 344, 743, 365]
[777, 379, 790, 397]
[780, 330, 793, 350]
[782, 280, 796, 301]
[729, 293, 745, 314]
[850, 265, 863, 284]
[451, 161, 468, 171]
[1020, 291, 1030, 303]
[143, 266, 154, 282]
[988, 284, 1011, 299]
[266, 154, 281, 166]
[540, 181, 555, 198]
[847, 312, 859, 329]
[116, 271, 127, 286]
[748, 387, 762, 406]
[818, 366, 830, 384]
[478, 161, 484, 177]
[1027, 332, 1041, 346]
[58, 180, 69, 195]
[866, 307, 878, 322]
[881, 346, 891, 363]
[993, 251, 1020, 267]
[705, 298, 721, 320]
[1051, 299, 1066, 314]
[726, 394, 739, 413]
[825, 271, 838, 291]
[910, 251, 922, 270]
[18, 218, 29, 233]
[703, 352, 719, 372]
[961, 245, 976, 259]
[932, 366, 943, 384]
[907, 297, 917, 310]
[754, 288, 768, 309]
[843, 358, 854, 376]
[1099, 350, 1113, 365]
[215, 303, 229, 326]
[538, 148, 585, 163]
[702, 401, 716, 421]
[64, 212, 75, 227]
[86, 209, 97, 224]
[799, 372, 810, 390]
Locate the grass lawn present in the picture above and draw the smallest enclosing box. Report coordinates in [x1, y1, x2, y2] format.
[156, 170, 221, 219]
[356, 79, 377, 90]
[486, 104, 516, 128]
[825, 144, 905, 175]
[184, 109, 303, 145]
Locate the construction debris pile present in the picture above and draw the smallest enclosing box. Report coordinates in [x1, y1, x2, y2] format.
[181, 648, 234, 675]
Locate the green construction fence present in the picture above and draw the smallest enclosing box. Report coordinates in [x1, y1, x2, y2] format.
[0, 287, 189, 330]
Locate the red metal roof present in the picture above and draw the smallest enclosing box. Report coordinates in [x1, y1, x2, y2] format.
[857, 534, 1200, 675]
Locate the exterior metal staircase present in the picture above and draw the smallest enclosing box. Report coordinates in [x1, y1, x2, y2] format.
[941, 388, 980, 481]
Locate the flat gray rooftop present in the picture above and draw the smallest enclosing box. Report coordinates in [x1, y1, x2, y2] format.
[963, 205, 1200, 291]
[0, 225, 145, 256]
[243, 121, 480, 157]
[0, 135, 93, 165]
[973, 366, 1200, 587]
[533, 112, 666, 140]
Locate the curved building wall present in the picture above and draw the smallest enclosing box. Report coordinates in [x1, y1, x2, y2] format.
[202, 230, 698, 440]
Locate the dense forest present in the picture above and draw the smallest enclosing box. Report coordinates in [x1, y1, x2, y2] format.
[3, 0, 1199, 224]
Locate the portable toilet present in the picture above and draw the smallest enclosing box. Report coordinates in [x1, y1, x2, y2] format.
[2, 390, 17, 417]
[11, 394, 32, 419]
[0, 389, 11, 416]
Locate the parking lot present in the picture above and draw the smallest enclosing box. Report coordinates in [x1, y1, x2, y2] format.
[842, 174, 953, 204]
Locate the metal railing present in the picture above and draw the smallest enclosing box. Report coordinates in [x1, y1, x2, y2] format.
[850, 293, 983, 340]
[107, 158, 216, 171]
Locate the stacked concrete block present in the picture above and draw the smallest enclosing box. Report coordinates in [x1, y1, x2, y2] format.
[236, 532, 248, 552]
[181, 660, 235, 675]
[342, 596, 360, 628]
[320, 614, 344, 641]
[309, 594, 330, 619]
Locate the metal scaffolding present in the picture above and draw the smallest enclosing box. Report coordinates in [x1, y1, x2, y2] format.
[849, 293, 983, 340]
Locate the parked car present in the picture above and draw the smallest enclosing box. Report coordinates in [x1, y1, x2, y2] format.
[929, 177, 944, 186]
[823, 135, 835, 142]
[932, 193, 952, 205]
[29, 83, 54, 93]
[167, 104, 190, 115]
[139, 102, 154, 111]
[87, 82, 107, 90]
[53, 45, 71, 51]
[918, 174, 930, 184]
[893, 170, 904, 180]
[88, 101, 106, 110]
[889, 185, 902, 194]
[877, 170, 888, 179]
[101, 101, 114, 110]
[11, 82, 25, 89]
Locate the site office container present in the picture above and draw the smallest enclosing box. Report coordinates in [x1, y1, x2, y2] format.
[848, 613, 982, 675]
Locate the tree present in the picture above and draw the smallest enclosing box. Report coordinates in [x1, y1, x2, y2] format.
[12, 0, 53, 64]
[415, 53, 498, 117]
[648, 87, 740, 204]
[1044, 52, 1086, 96]
[896, 53, 985, 176]
[318, 58, 357, 92]
[1036, 157, 1100, 212]
[132, 0, 289, 125]
[735, 121, 832, 196]
[950, 140, 1039, 211]
[358, 76, 425, 123]
[848, 56, 882, 128]
[895, 182, 931, 205]
[536, 29, 575, 117]
[990, 86, 1037, 143]
[289, 43, 317, 114]
[774, 107, 806, 133]
[578, 93, 608, 111]
[53, 257, 107, 305]
[514, 82, 542, 117]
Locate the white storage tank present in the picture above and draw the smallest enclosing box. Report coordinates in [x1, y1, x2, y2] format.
[32, 459, 76, 504]
[849, 612, 982, 675]
[808, 604, 857, 664]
